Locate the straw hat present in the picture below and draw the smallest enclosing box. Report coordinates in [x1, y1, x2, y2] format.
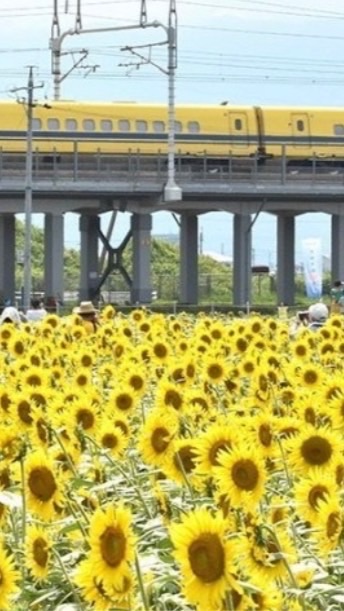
[73, 301, 98, 315]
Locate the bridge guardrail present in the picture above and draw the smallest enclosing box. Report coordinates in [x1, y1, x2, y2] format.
[0, 146, 344, 185]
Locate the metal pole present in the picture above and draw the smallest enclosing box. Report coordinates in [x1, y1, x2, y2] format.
[164, 2, 182, 202]
[23, 66, 34, 312]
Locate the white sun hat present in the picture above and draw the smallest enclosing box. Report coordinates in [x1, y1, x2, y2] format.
[308, 302, 329, 322]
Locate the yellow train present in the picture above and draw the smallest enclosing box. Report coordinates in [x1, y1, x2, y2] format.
[0, 100, 343, 164]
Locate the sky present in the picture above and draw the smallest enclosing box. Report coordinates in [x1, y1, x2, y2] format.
[1, 0, 344, 265]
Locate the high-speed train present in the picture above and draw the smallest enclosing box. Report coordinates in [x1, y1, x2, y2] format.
[0, 100, 343, 164]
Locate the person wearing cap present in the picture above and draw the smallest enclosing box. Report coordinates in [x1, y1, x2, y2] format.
[307, 302, 329, 330]
[0, 306, 24, 325]
[73, 301, 99, 333]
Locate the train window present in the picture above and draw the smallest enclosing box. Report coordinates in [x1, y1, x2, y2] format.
[65, 119, 77, 131]
[32, 118, 42, 131]
[334, 124, 344, 135]
[187, 121, 200, 133]
[234, 119, 242, 130]
[153, 121, 165, 133]
[47, 118, 60, 131]
[83, 119, 95, 131]
[174, 121, 183, 132]
[136, 120, 147, 132]
[101, 120, 113, 132]
[119, 120, 130, 131]
[297, 120, 304, 132]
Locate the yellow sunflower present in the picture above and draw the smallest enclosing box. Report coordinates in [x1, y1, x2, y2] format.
[286, 424, 342, 474]
[0, 544, 19, 609]
[69, 398, 99, 437]
[313, 499, 344, 556]
[137, 408, 179, 468]
[202, 354, 229, 385]
[24, 449, 63, 520]
[293, 468, 339, 525]
[242, 523, 296, 584]
[194, 422, 238, 476]
[88, 503, 136, 591]
[155, 378, 184, 411]
[170, 506, 240, 609]
[162, 438, 199, 485]
[97, 421, 127, 459]
[9, 391, 38, 432]
[74, 558, 130, 611]
[214, 444, 267, 510]
[294, 363, 324, 390]
[25, 524, 51, 581]
[108, 385, 137, 414]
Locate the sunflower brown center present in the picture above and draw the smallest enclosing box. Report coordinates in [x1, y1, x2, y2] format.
[33, 537, 48, 567]
[77, 409, 95, 429]
[27, 374, 42, 387]
[308, 485, 328, 509]
[301, 436, 333, 466]
[327, 512, 341, 538]
[129, 375, 144, 390]
[296, 345, 307, 357]
[100, 526, 126, 567]
[114, 420, 129, 436]
[116, 394, 133, 411]
[208, 440, 232, 466]
[336, 464, 344, 486]
[303, 370, 318, 385]
[36, 418, 49, 443]
[231, 459, 259, 491]
[0, 394, 10, 411]
[165, 390, 182, 410]
[207, 364, 223, 380]
[188, 533, 224, 583]
[154, 343, 167, 358]
[151, 427, 170, 453]
[102, 434, 118, 449]
[174, 445, 197, 474]
[304, 408, 316, 425]
[18, 401, 33, 424]
[28, 466, 57, 502]
[258, 424, 272, 447]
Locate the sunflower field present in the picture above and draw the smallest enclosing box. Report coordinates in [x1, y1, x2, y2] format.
[0, 307, 344, 610]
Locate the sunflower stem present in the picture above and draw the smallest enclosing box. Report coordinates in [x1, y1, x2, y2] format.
[224, 590, 235, 610]
[261, 523, 306, 610]
[135, 552, 149, 611]
[52, 546, 83, 606]
[49, 427, 80, 479]
[85, 434, 152, 519]
[65, 498, 90, 538]
[276, 435, 293, 490]
[175, 451, 195, 499]
[19, 454, 27, 584]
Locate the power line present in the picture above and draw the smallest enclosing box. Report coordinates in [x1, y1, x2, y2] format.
[180, 0, 344, 20]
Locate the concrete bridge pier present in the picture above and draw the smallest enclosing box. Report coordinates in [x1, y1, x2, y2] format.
[331, 214, 344, 282]
[44, 213, 64, 305]
[233, 213, 252, 306]
[131, 213, 152, 304]
[277, 214, 295, 306]
[0, 214, 15, 305]
[180, 213, 198, 304]
[79, 213, 100, 301]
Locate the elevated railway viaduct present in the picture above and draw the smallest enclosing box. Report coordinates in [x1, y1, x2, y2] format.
[0, 151, 344, 307]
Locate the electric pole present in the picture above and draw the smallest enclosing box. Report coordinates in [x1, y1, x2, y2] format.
[12, 67, 44, 311]
[23, 66, 34, 313]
